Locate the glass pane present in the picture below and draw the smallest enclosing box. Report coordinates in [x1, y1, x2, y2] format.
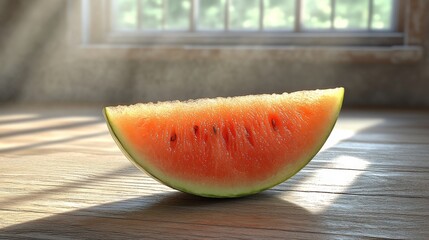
[229, 0, 259, 30]
[371, 0, 393, 30]
[301, 0, 332, 30]
[198, 0, 225, 30]
[264, 0, 295, 30]
[165, 0, 190, 30]
[112, 0, 138, 30]
[140, 0, 163, 30]
[335, 0, 369, 30]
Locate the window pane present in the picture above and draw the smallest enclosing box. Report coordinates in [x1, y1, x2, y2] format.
[264, 0, 295, 30]
[371, 0, 393, 30]
[165, 0, 190, 30]
[198, 0, 225, 30]
[113, 0, 138, 30]
[301, 0, 332, 30]
[335, 0, 369, 30]
[140, 0, 163, 30]
[229, 0, 259, 30]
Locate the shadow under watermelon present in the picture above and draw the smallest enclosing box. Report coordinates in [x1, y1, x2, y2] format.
[0, 191, 318, 239]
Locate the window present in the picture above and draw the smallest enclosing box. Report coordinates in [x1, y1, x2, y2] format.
[73, 0, 424, 63]
[101, 0, 401, 46]
[111, 0, 395, 32]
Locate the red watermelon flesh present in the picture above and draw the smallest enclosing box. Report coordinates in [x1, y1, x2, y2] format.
[104, 88, 344, 197]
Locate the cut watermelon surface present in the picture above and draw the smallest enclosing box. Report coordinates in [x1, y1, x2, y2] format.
[104, 88, 344, 197]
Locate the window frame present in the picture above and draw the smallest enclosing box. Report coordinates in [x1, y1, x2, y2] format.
[68, 0, 426, 63]
[109, 0, 398, 32]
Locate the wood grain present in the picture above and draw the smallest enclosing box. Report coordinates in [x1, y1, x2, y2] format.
[0, 105, 428, 239]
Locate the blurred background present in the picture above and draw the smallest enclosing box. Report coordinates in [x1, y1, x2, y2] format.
[0, 0, 427, 107]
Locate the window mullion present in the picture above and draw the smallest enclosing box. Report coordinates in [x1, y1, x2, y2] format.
[368, 0, 374, 30]
[190, 0, 197, 32]
[294, 0, 301, 32]
[331, 0, 336, 30]
[225, 0, 230, 31]
[259, 0, 264, 31]
[162, 0, 166, 30]
[136, 0, 142, 30]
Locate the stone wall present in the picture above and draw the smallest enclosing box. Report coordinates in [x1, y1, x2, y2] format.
[0, 0, 428, 107]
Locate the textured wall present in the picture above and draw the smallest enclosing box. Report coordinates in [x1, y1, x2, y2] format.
[0, 0, 428, 107]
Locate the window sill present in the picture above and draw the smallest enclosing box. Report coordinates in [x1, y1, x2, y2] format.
[71, 45, 423, 64]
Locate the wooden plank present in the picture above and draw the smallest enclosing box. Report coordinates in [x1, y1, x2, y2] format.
[1, 191, 427, 239]
[1, 106, 429, 239]
[0, 210, 362, 240]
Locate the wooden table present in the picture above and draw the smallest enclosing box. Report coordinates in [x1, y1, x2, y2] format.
[0, 104, 428, 239]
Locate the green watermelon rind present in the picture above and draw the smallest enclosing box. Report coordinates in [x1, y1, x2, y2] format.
[104, 88, 344, 198]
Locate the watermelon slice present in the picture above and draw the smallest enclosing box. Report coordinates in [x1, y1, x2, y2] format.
[104, 88, 344, 198]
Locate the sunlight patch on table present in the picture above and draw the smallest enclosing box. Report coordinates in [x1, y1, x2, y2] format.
[0, 113, 39, 122]
[281, 156, 369, 214]
[321, 129, 355, 151]
[321, 118, 385, 151]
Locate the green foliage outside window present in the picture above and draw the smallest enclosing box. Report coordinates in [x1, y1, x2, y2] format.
[112, 0, 394, 32]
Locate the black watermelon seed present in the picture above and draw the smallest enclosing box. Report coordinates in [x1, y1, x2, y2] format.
[213, 126, 217, 134]
[170, 133, 177, 142]
[271, 118, 278, 131]
[193, 125, 199, 136]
